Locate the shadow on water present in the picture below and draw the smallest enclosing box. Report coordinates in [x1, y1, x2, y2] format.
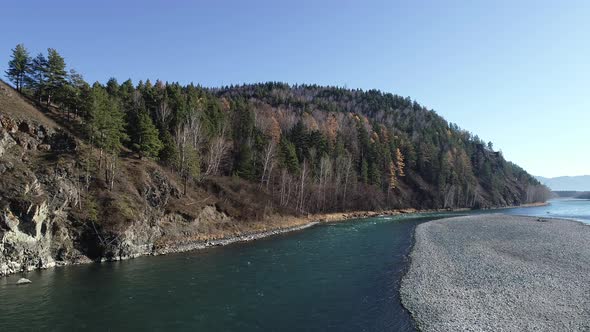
[0, 212, 465, 331]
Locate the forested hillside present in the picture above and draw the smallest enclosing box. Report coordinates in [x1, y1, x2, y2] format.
[0, 44, 551, 275]
[4, 44, 549, 214]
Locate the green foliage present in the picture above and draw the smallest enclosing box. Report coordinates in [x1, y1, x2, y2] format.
[61, 69, 92, 118]
[26, 53, 48, 102]
[135, 111, 163, 158]
[87, 85, 128, 154]
[158, 129, 177, 165]
[106, 77, 120, 97]
[369, 161, 381, 187]
[288, 121, 309, 162]
[279, 137, 299, 174]
[45, 48, 68, 105]
[235, 143, 255, 180]
[176, 141, 200, 195]
[83, 195, 99, 223]
[184, 146, 201, 180]
[5, 44, 545, 210]
[5, 44, 31, 91]
[360, 159, 369, 184]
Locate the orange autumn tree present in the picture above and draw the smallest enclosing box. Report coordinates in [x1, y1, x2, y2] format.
[389, 148, 406, 190]
[389, 161, 398, 190]
[395, 148, 405, 177]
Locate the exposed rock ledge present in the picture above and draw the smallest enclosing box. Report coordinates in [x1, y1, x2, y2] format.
[401, 214, 590, 332]
[0, 194, 410, 277]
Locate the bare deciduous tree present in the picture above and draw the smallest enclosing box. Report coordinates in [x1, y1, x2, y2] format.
[279, 169, 293, 207]
[260, 140, 276, 188]
[318, 155, 332, 211]
[156, 101, 171, 128]
[204, 126, 229, 177]
[297, 160, 308, 213]
[335, 153, 352, 208]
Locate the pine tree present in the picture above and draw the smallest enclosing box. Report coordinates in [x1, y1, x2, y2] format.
[369, 161, 381, 186]
[176, 140, 200, 195]
[235, 143, 255, 180]
[87, 85, 128, 190]
[279, 138, 300, 174]
[26, 53, 48, 103]
[135, 111, 163, 158]
[5, 44, 30, 92]
[63, 69, 92, 119]
[106, 77, 120, 97]
[45, 48, 68, 106]
[360, 159, 369, 184]
[181, 146, 200, 194]
[88, 86, 127, 154]
[158, 129, 178, 165]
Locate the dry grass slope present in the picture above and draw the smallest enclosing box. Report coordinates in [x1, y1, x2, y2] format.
[0, 80, 58, 129]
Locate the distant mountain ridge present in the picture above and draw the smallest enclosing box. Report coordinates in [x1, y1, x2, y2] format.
[536, 175, 590, 191]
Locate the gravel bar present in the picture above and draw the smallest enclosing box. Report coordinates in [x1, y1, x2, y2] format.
[400, 214, 590, 332]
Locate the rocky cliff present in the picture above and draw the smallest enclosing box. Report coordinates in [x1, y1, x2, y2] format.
[0, 84, 307, 276]
[0, 111, 303, 275]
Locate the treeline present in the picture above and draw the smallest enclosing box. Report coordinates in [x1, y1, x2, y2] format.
[554, 191, 590, 199]
[4, 44, 550, 212]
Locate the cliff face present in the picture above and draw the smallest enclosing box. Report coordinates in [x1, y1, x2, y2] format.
[0, 92, 291, 276]
[0, 113, 80, 275]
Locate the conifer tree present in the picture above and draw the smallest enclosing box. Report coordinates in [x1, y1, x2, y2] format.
[26, 53, 48, 103]
[45, 48, 68, 106]
[175, 123, 201, 195]
[361, 159, 369, 184]
[279, 138, 300, 174]
[181, 146, 200, 194]
[235, 143, 255, 180]
[135, 111, 163, 158]
[5, 44, 30, 92]
[159, 129, 178, 165]
[87, 85, 128, 190]
[88, 85, 127, 153]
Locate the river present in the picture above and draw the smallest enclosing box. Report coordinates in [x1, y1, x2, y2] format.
[1, 199, 588, 331]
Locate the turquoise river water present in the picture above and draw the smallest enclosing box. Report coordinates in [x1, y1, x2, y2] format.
[0, 198, 588, 331]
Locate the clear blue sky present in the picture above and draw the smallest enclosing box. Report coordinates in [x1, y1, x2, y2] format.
[2, 0, 588, 177]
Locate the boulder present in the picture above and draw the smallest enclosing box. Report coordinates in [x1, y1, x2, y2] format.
[37, 144, 51, 151]
[13, 131, 38, 150]
[17, 278, 32, 285]
[0, 115, 17, 133]
[0, 128, 16, 156]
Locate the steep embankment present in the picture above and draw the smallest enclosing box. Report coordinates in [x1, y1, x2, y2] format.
[0, 80, 547, 276]
[0, 81, 310, 276]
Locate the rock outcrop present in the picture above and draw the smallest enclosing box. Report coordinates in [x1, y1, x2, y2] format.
[0, 112, 275, 276]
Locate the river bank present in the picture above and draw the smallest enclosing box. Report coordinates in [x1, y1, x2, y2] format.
[116, 208, 445, 257]
[1, 203, 543, 278]
[108, 205, 488, 259]
[0, 204, 427, 331]
[400, 214, 590, 331]
[152, 202, 550, 256]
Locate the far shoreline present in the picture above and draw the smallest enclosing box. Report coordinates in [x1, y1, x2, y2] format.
[118, 201, 552, 258]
